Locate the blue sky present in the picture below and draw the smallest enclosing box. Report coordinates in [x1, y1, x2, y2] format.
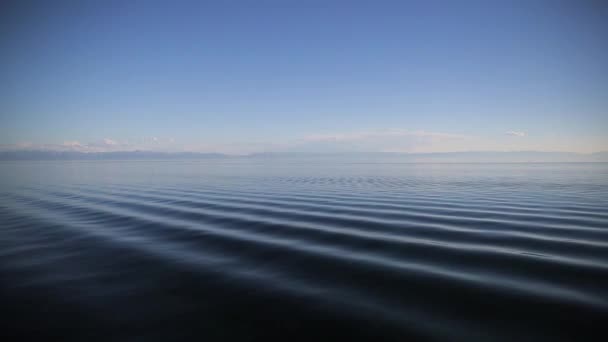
[1, 0, 607, 154]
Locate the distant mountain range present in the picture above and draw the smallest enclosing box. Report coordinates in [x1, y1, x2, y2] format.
[249, 151, 608, 162]
[0, 150, 227, 160]
[1, 150, 607, 162]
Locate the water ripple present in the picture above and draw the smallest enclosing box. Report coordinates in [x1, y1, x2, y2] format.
[1, 162, 607, 341]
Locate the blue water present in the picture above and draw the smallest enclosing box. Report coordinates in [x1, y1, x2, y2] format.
[1, 160, 607, 341]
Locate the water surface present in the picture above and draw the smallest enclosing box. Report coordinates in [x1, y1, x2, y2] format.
[1, 160, 607, 341]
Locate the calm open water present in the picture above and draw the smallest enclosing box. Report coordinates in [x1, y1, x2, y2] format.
[1, 160, 607, 341]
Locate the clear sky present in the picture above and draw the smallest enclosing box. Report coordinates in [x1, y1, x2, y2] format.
[1, 0, 607, 154]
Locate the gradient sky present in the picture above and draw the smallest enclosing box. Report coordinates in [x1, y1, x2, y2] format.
[1, 0, 607, 154]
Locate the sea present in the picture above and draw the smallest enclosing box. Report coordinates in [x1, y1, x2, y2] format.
[1, 159, 607, 341]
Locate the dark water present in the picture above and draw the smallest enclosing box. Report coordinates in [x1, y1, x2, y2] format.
[1, 160, 607, 341]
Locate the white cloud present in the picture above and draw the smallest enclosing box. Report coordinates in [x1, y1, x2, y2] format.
[0, 139, 131, 153]
[62, 141, 83, 147]
[304, 129, 468, 143]
[15, 129, 601, 155]
[1, 130, 471, 154]
[297, 129, 473, 153]
[102, 138, 118, 146]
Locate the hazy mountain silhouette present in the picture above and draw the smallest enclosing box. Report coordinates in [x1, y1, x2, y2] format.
[0, 150, 227, 160]
[1, 150, 607, 162]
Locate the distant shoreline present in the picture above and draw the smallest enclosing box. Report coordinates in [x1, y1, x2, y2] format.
[1, 150, 607, 163]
